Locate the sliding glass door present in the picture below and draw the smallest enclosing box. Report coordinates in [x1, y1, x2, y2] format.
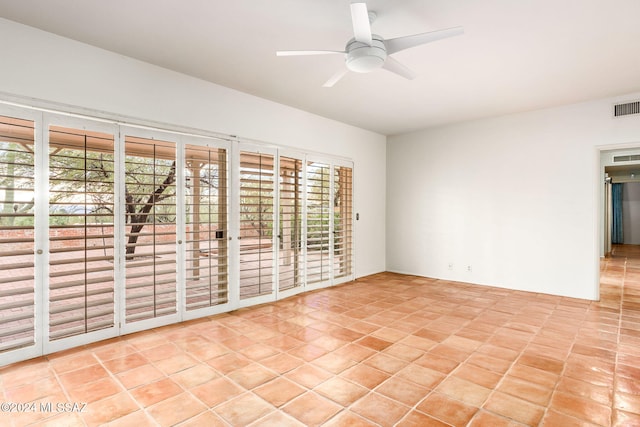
[0, 103, 354, 366]
[184, 140, 230, 317]
[238, 147, 276, 305]
[304, 158, 355, 289]
[333, 163, 353, 283]
[0, 110, 39, 363]
[45, 116, 119, 353]
[121, 130, 180, 331]
[306, 159, 332, 288]
[121, 130, 233, 328]
[277, 154, 305, 296]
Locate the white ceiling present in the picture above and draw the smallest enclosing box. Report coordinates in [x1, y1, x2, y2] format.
[1, 0, 640, 135]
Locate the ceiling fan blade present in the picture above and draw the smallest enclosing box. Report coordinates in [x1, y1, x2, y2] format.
[350, 2, 372, 45]
[276, 50, 345, 56]
[323, 67, 349, 87]
[384, 26, 464, 54]
[382, 56, 417, 80]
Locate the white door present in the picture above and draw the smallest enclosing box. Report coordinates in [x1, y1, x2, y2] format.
[120, 127, 181, 333]
[332, 161, 355, 284]
[237, 144, 277, 307]
[0, 107, 42, 365]
[44, 114, 120, 354]
[305, 157, 333, 290]
[277, 152, 306, 299]
[183, 136, 232, 319]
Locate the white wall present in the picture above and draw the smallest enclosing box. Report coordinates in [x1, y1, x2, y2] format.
[7, 18, 640, 301]
[387, 95, 640, 300]
[623, 183, 640, 245]
[0, 18, 386, 278]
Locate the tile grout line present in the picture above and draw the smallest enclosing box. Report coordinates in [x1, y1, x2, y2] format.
[457, 296, 548, 426]
[3, 267, 638, 426]
[610, 251, 625, 427]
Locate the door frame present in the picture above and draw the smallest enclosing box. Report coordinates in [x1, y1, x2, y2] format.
[43, 113, 121, 355]
[180, 134, 234, 321]
[597, 143, 640, 301]
[118, 125, 183, 335]
[0, 105, 43, 366]
[304, 155, 335, 291]
[276, 149, 307, 301]
[236, 142, 278, 308]
[332, 159, 355, 286]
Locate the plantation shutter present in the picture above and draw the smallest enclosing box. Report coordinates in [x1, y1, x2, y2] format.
[48, 125, 116, 341]
[185, 144, 229, 310]
[306, 161, 331, 285]
[124, 136, 178, 323]
[278, 156, 304, 292]
[333, 165, 353, 280]
[239, 151, 275, 299]
[0, 115, 36, 352]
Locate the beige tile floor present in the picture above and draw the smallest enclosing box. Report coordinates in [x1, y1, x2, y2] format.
[1, 245, 640, 426]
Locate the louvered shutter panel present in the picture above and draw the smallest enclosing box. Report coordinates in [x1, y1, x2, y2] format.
[239, 151, 275, 299]
[185, 145, 229, 309]
[124, 136, 177, 322]
[0, 116, 36, 352]
[48, 126, 116, 340]
[306, 161, 331, 284]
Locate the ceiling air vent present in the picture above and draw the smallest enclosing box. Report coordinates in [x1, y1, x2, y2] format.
[613, 154, 640, 163]
[614, 101, 640, 117]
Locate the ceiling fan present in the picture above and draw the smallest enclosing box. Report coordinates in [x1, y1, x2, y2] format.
[276, 2, 463, 87]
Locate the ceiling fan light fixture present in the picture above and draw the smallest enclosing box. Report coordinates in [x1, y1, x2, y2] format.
[276, 2, 463, 87]
[345, 37, 387, 73]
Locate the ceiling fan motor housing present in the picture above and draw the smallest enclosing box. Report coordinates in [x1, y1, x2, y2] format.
[345, 36, 387, 73]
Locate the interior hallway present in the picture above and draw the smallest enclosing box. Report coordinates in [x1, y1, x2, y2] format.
[0, 246, 639, 426]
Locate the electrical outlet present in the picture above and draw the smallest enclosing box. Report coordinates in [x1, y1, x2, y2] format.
[467, 265, 472, 272]
[448, 263, 453, 270]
